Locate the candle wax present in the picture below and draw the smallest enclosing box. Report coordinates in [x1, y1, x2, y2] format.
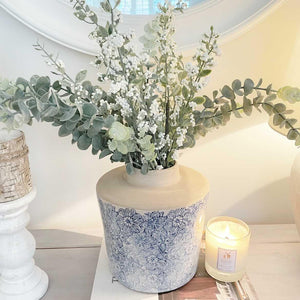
[205, 217, 250, 282]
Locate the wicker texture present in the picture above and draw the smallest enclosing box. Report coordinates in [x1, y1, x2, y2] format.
[0, 131, 32, 202]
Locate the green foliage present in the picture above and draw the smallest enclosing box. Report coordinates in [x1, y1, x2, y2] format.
[75, 70, 87, 83]
[221, 85, 235, 100]
[0, 1, 299, 176]
[243, 78, 254, 95]
[193, 78, 300, 147]
[126, 163, 134, 175]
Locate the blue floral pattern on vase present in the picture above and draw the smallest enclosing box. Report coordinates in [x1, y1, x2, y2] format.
[98, 197, 207, 293]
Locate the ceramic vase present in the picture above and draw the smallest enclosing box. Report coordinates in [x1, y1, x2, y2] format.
[291, 152, 300, 235]
[96, 163, 209, 293]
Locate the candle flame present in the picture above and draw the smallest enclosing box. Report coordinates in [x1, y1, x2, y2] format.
[224, 224, 231, 239]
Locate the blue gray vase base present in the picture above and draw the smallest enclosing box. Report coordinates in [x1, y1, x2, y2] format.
[115, 266, 197, 294]
[98, 197, 207, 293]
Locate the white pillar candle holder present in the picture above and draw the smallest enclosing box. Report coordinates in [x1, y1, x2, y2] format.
[205, 216, 250, 282]
[0, 187, 48, 300]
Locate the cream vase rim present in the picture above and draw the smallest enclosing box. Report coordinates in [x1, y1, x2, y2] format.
[124, 162, 181, 188]
[97, 164, 209, 211]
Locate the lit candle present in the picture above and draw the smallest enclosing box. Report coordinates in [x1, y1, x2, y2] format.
[205, 216, 250, 282]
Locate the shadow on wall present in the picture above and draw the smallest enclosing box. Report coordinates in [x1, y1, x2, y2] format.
[223, 177, 293, 224]
[22, 122, 114, 230]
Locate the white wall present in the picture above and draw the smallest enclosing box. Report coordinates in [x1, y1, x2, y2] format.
[0, 0, 299, 231]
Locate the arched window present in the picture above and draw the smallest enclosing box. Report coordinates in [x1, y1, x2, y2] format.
[0, 0, 283, 55]
[86, 0, 191, 15]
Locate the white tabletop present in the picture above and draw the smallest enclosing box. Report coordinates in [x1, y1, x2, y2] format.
[32, 224, 300, 300]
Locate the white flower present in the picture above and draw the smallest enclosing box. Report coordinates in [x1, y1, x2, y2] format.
[111, 33, 125, 48]
[74, 85, 83, 92]
[57, 59, 64, 69]
[181, 79, 188, 86]
[168, 72, 177, 82]
[149, 124, 158, 134]
[99, 99, 111, 111]
[137, 110, 147, 120]
[86, 11, 95, 17]
[190, 114, 196, 126]
[127, 56, 140, 69]
[201, 76, 210, 87]
[144, 70, 152, 79]
[192, 81, 203, 90]
[189, 102, 197, 110]
[200, 33, 209, 43]
[150, 101, 158, 115]
[172, 150, 179, 160]
[124, 42, 138, 54]
[115, 96, 132, 117]
[214, 45, 221, 56]
[200, 53, 209, 62]
[140, 53, 150, 63]
[110, 60, 122, 72]
[114, 9, 122, 24]
[82, 90, 89, 97]
[185, 63, 198, 76]
[56, 59, 65, 72]
[176, 128, 187, 147]
[109, 80, 127, 94]
[150, 99, 161, 117]
[138, 120, 150, 137]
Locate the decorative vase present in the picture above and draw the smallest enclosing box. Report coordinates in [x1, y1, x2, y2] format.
[96, 163, 209, 293]
[269, 108, 300, 235]
[291, 152, 300, 235]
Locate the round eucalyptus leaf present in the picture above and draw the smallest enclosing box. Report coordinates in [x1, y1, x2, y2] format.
[221, 85, 235, 100]
[126, 163, 134, 175]
[87, 126, 99, 138]
[77, 134, 92, 150]
[60, 107, 77, 121]
[232, 79, 241, 91]
[58, 124, 72, 137]
[82, 103, 97, 118]
[99, 148, 112, 159]
[244, 79, 254, 95]
[92, 135, 102, 150]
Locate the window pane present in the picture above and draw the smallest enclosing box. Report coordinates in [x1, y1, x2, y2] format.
[86, 0, 209, 15]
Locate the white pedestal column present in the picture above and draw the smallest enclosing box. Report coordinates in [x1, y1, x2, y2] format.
[0, 187, 48, 300]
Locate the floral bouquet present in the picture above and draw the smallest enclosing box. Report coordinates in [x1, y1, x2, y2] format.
[0, 0, 299, 174]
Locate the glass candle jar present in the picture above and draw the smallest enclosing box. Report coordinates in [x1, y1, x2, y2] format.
[205, 216, 250, 282]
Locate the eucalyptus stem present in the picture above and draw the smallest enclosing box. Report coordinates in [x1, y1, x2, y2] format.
[60, 87, 74, 95]
[199, 101, 300, 139]
[165, 89, 170, 136]
[34, 41, 75, 84]
[252, 87, 277, 93]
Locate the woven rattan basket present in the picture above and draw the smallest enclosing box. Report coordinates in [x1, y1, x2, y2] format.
[0, 130, 32, 203]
